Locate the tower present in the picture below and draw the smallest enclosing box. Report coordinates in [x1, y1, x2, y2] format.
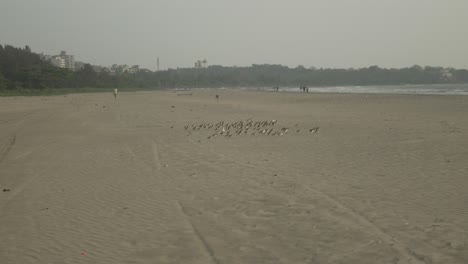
[157, 57, 160, 71]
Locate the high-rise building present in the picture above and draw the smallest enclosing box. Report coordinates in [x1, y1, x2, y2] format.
[40, 51, 75, 70]
[60, 51, 75, 71]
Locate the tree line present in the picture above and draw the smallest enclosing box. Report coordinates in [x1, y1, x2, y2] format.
[1, 44, 468, 92]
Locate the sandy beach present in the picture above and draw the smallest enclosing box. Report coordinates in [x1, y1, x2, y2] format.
[0, 90, 467, 263]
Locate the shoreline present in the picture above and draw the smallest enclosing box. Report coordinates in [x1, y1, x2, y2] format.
[3, 84, 468, 98]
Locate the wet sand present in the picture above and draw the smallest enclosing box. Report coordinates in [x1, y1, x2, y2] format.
[0, 90, 467, 263]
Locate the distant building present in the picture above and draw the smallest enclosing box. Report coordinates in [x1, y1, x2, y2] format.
[42, 51, 75, 71]
[441, 69, 455, 81]
[39, 53, 52, 61]
[128, 65, 140, 74]
[194, 59, 208, 69]
[107, 64, 141, 75]
[60, 51, 75, 71]
[50, 56, 66, 68]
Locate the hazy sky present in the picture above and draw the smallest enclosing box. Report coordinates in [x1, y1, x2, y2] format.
[1, 0, 467, 70]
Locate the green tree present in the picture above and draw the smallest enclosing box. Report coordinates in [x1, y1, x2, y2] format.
[0, 72, 6, 90]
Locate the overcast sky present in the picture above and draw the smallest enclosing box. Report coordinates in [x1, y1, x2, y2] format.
[1, 0, 467, 70]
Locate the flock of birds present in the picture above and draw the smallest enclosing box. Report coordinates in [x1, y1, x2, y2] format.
[182, 119, 320, 139]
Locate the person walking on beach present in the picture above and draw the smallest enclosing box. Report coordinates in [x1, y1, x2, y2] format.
[215, 94, 219, 102]
[113, 88, 118, 99]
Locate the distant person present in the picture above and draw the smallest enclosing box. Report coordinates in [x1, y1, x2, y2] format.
[215, 94, 219, 102]
[113, 88, 118, 99]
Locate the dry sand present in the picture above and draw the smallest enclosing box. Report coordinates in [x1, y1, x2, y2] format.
[0, 90, 467, 264]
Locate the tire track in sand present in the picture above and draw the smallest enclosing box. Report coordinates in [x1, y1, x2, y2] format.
[0, 135, 16, 164]
[125, 140, 221, 263]
[123, 139, 161, 172]
[1, 109, 57, 164]
[297, 182, 425, 263]
[151, 140, 162, 171]
[152, 139, 221, 264]
[176, 201, 221, 264]
[182, 137, 426, 264]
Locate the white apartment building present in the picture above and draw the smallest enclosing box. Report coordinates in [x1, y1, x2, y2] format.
[59, 51, 75, 71]
[44, 51, 75, 70]
[50, 56, 66, 68]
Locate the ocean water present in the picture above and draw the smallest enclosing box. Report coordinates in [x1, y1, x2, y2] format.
[277, 84, 468, 95]
[175, 84, 468, 95]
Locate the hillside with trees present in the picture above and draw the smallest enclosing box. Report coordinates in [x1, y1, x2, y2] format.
[1, 44, 468, 94]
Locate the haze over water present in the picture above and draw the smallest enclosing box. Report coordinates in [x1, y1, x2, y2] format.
[185, 84, 468, 96]
[280, 84, 468, 95]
